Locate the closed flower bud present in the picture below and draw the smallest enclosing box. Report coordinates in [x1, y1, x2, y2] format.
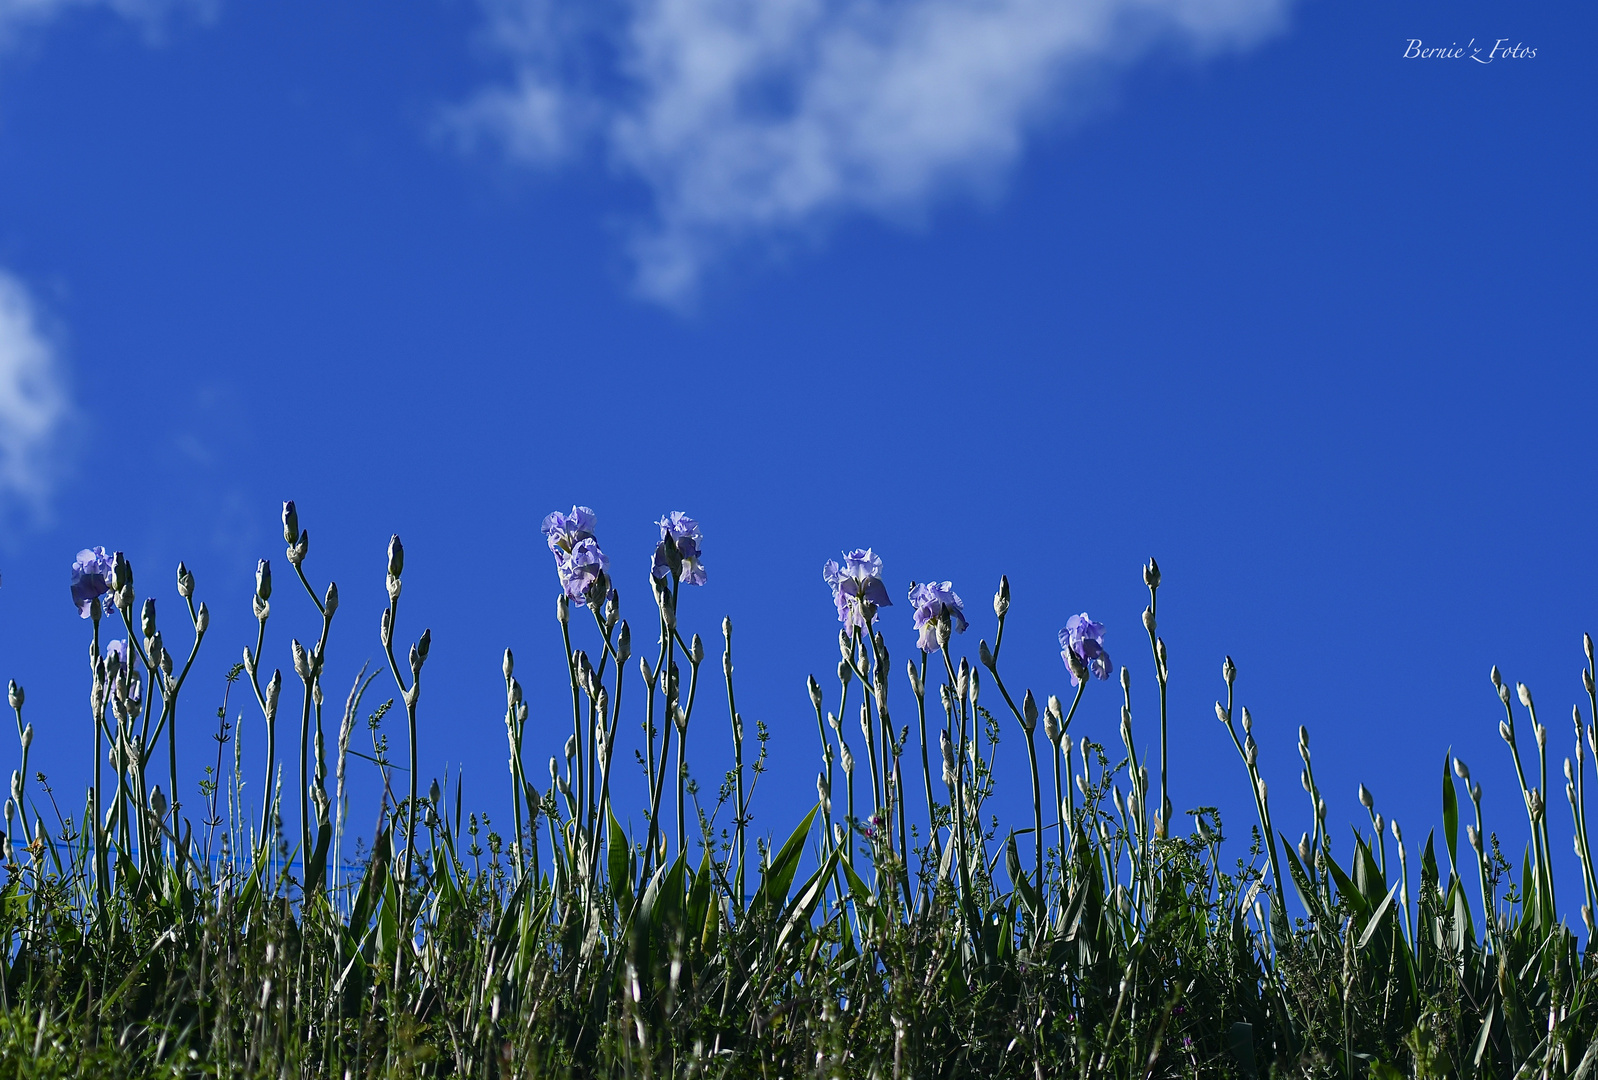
[1245, 734, 1257, 767]
[151, 785, 167, 820]
[1536, 722, 1547, 750]
[1155, 638, 1167, 672]
[1565, 758, 1575, 783]
[1454, 758, 1470, 782]
[256, 559, 272, 602]
[1043, 707, 1061, 745]
[20, 724, 31, 751]
[1518, 682, 1534, 709]
[417, 628, 431, 663]
[429, 778, 441, 805]
[1241, 706, 1253, 733]
[292, 640, 310, 680]
[1358, 784, 1373, 810]
[616, 621, 631, 664]
[6, 682, 20, 711]
[816, 773, 830, 814]
[1298, 834, 1312, 862]
[1299, 725, 1309, 748]
[993, 575, 1010, 618]
[1317, 797, 1326, 820]
[840, 743, 855, 775]
[690, 634, 704, 664]
[112, 551, 132, 591]
[564, 735, 577, 763]
[196, 602, 209, 634]
[1374, 812, 1383, 836]
[1215, 701, 1229, 724]
[1112, 786, 1126, 818]
[9, 771, 18, 802]
[1022, 689, 1038, 733]
[266, 670, 281, 714]
[1391, 818, 1403, 844]
[1301, 769, 1311, 793]
[282, 501, 300, 545]
[1586, 669, 1596, 697]
[548, 757, 559, 784]
[1498, 682, 1511, 707]
[1143, 558, 1161, 589]
[1077, 774, 1089, 798]
[1256, 777, 1268, 802]
[3, 799, 11, 823]
[808, 674, 824, 709]
[502, 649, 515, 681]
[1120, 666, 1130, 693]
[978, 639, 994, 670]
[176, 562, 194, 599]
[837, 660, 852, 687]
[1223, 655, 1236, 685]
[1141, 607, 1155, 634]
[1587, 633, 1595, 665]
[1061, 733, 1073, 756]
[1500, 720, 1514, 743]
[1490, 664, 1503, 688]
[1568, 781, 1578, 807]
[141, 598, 157, 641]
[387, 535, 404, 578]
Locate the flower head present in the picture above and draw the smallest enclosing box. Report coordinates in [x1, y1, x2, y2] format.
[541, 506, 609, 605]
[1059, 613, 1112, 685]
[70, 547, 115, 619]
[823, 549, 892, 632]
[908, 581, 968, 653]
[652, 512, 707, 586]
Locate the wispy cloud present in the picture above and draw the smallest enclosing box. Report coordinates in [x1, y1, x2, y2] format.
[453, 0, 1292, 304]
[0, 271, 70, 513]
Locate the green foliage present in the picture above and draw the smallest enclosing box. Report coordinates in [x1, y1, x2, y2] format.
[3, 521, 1598, 1077]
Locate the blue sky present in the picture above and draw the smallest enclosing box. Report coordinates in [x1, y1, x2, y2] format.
[0, 0, 1592, 911]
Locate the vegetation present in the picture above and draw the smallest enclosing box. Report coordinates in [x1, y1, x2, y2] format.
[2, 504, 1596, 1078]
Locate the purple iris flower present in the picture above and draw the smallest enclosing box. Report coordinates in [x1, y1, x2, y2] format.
[652, 512, 707, 586]
[71, 547, 116, 619]
[541, 506, 609, 605]
[1059, 614, 1112, 686]
[909, 581, 968, 653]
[823, 549, 892, 632]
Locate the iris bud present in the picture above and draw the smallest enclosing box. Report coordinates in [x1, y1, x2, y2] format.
[1223, 655, 1236, 685]
[1358, 784, 1373, 810]
[993, 575, 1010, 618]
[6, 682, 20, 710]
[1143, 558, 1160, 589]
[387, 535, 404, 578]
[324, 581, 339, 617]
[256, 560, 272, 601]
[1454, 758, 1470, 782]
[282, 501, 300, 545]
[177, 562, 194, 599]
[1021, 689, 1038, 733]
[1519, 683, 1534, 709]
[808, 674, 824, 709]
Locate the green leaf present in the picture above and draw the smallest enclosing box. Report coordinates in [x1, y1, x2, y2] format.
[1442, 752, 1459, 881]
[608, 810, 632, 917]
[749, 804, 818, 923]
[1355, 883, 1400, 951]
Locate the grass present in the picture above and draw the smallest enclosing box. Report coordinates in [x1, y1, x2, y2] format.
[1, 508, 1596, 1078]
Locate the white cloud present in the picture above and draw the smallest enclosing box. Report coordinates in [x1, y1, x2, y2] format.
[456, 0, 1293, 304]
[0, 271, 68, 510]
